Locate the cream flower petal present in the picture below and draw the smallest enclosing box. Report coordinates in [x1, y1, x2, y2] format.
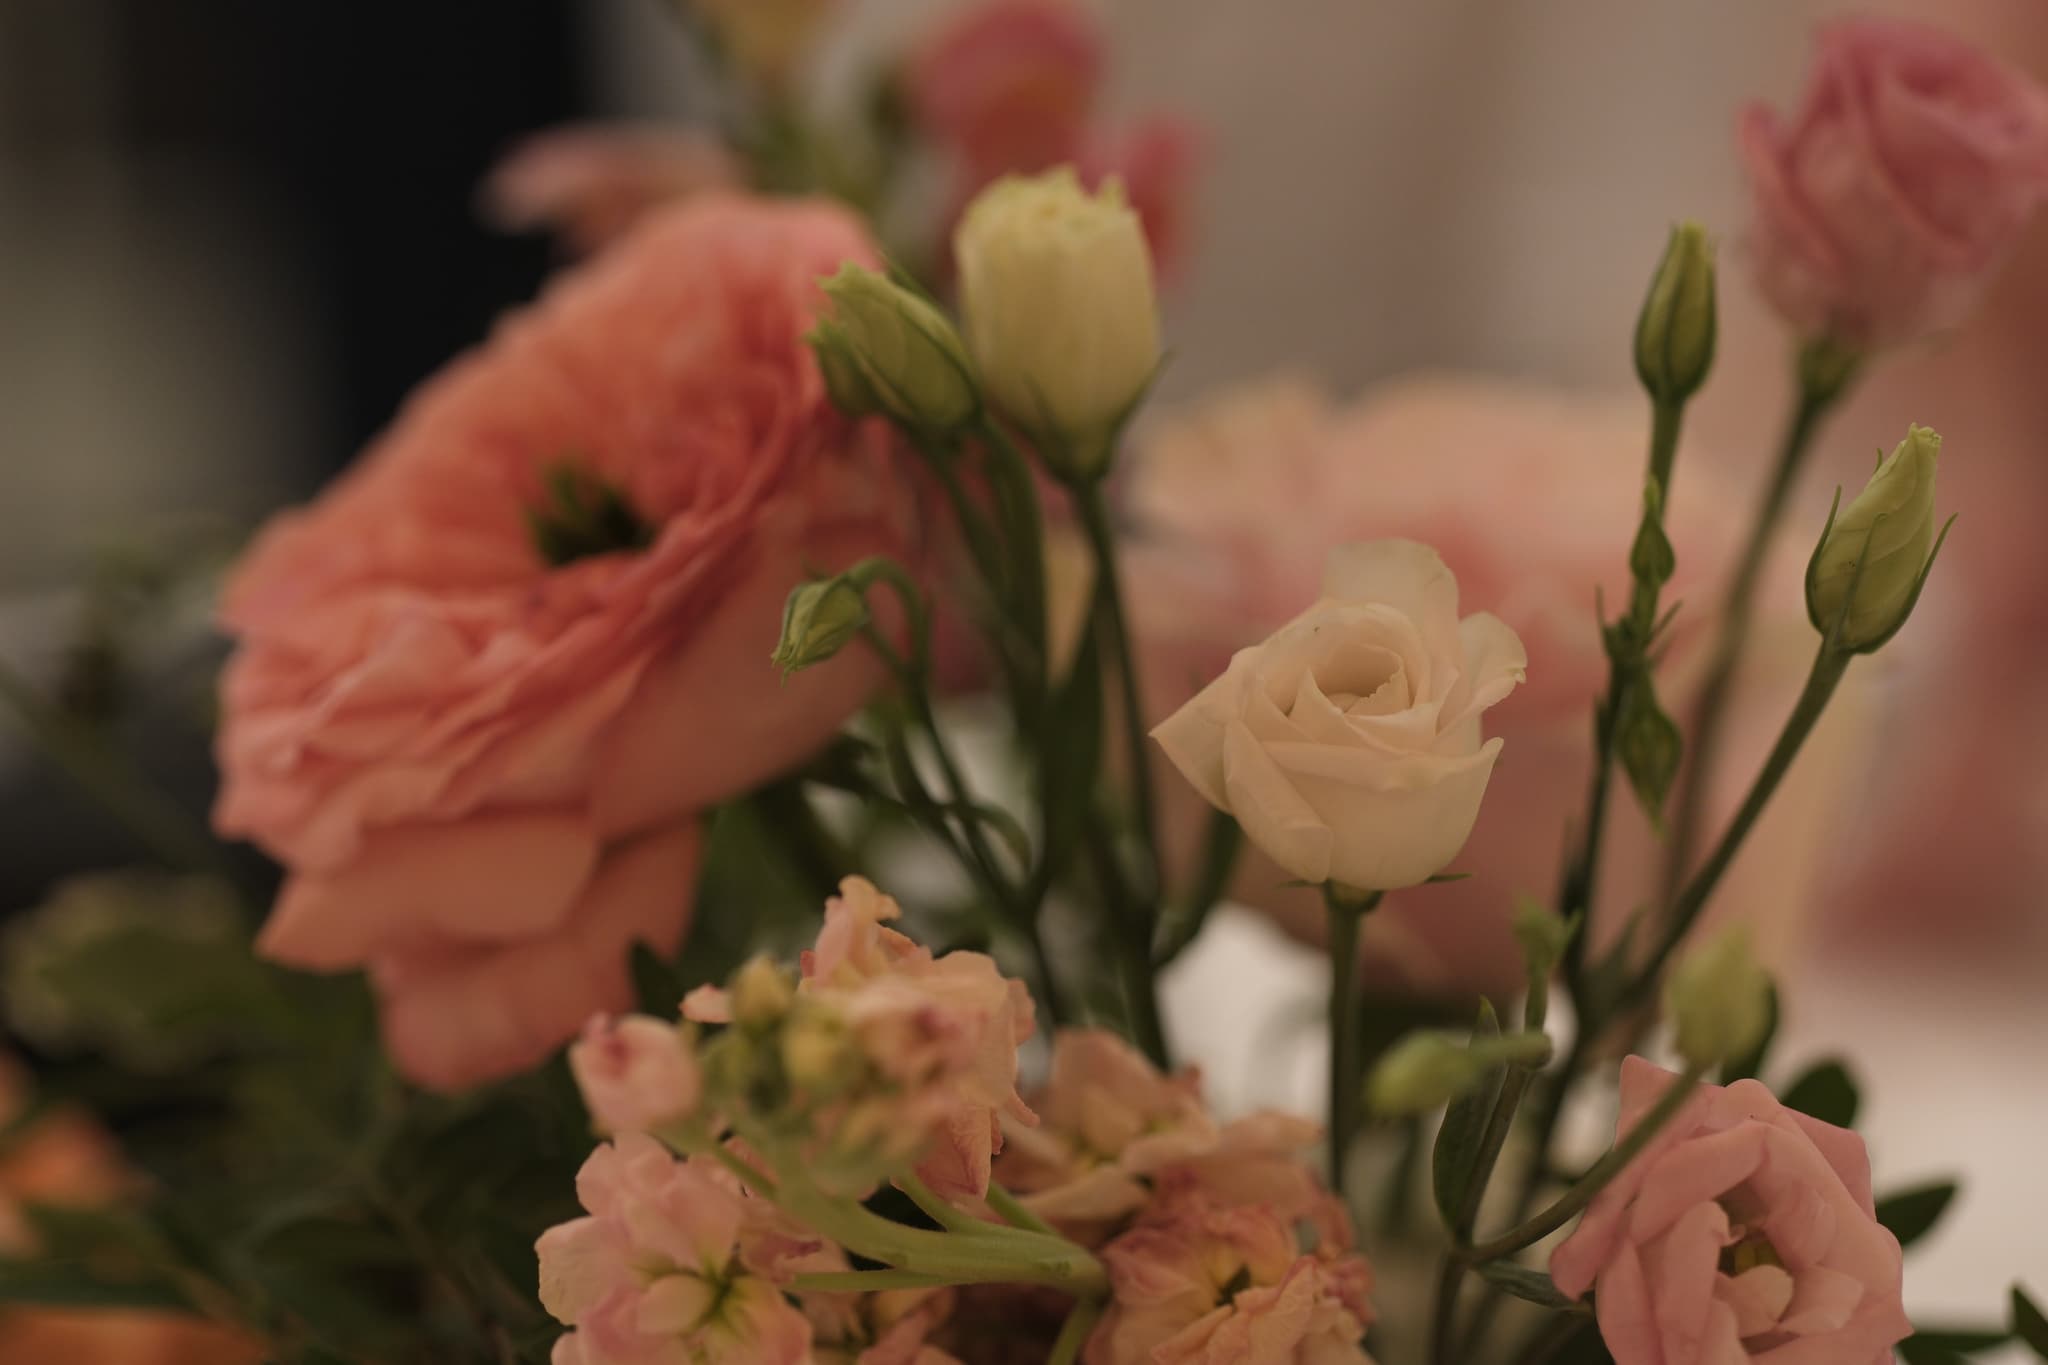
[1221, 721, 1335, 884]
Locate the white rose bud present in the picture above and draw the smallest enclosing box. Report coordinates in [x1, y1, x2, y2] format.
[1152, 540, 1526, 890]
[1664, 924, 1772, 1071]
[568, 1015, 701, 1135]
[818, 264, 978, 434]
[1805, 424, 1943, 651]
[954, 166, 1160, 479]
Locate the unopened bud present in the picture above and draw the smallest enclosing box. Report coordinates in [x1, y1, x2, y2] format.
[1634, 223, 1718, 406]
[807, 319, 884, 419]
[1805, 425, 1944, 652]
[1367, 1029, 1552, 1116]
[1664, 924, 1772, 1071]
[818, 264, 977, 433]
[781, 1006, 856, 1091]
[730, 955, 796, 1030]
[568, 1015, 701, 1135]
[771, 575, 869, 677]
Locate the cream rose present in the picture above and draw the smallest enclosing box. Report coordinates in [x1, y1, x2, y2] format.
[1150, 539, 1525, 891]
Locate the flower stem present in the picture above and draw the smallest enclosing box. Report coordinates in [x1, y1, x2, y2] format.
[790, 1269, 950, 1293]
[898, 1170, 980, 1234]
[1324, 885, 1383, 1198]
[1663, 350, 1853, 905]
[1048, 1293, 1106, 1365]
[1075, 480, 1162, 903]
[1461, 1062, 1707, 1262]
[986, 1182, 1058, 1237]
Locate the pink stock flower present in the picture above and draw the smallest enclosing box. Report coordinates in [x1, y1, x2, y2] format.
[1121, 374, 1859, 1000]
[996, 1030, 1338, 1248]
[1087, 1201, 1374, 1365]
[907, 0, 1103, 181]
[1079, 117, 1203, 279]
[480, 124, 743, 255]
[538, 1134, 817, 1365]
[215, 195, 921, 1090]
[1738, 17, 2048, 350]
[686, 878, 1038, 1201]
[797, 1247, 963, 1365]
[568, 1015, 702, 1136]
[1550, 1057, 1911, 1365]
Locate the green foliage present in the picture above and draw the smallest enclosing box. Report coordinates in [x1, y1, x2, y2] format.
[2013, 1284, 2048, 1358]
[1778, 1058, 1860, 1129]
[1717, 981, 1779, 1083]
[1430, 1000, 1504, 1228]
[1473, 1259, 1582, 1311]
[1875, 1181, 1959, 1251]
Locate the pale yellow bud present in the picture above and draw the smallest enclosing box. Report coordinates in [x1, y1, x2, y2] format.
[730, 955, 797, 1030]
[780, 1007, 855, 1090]
[1664, 924, 1772, 1071]
[954, 167, 1160, 479]
[1806, 425, 1942, 651]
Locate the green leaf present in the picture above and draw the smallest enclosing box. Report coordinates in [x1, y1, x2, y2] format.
[2013, 1284, 2048, 1357]
[1898, 1343, 1973, 1365]
[1903, 1327, 2012, 1359]
[0, 1257, 192, 1311]
[1875, 1181, 1958, 1251]
[1475, 1259, 1583, 1311]
[1615, 679, 1683, 830]
[630, 942, 685, 1016]
[1431, 1000, 1504, 1228]
[1546, 1319, 1617, 1365]
[1038, 622, 1104, 882]
[1780, 1058, 1860, 1128]
[1718, 981, 1779, 1083]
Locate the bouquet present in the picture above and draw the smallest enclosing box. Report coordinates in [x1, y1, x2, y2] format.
[2, 5, 2045, 1364]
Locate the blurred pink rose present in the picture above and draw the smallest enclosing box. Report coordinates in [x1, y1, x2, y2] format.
[1123, 375, 1865, 999]
[1739, 17, 2048, 349]
[1550, 1057, 1911, 1365]
[215, 196, 921, 1090]
[907, 0, 1103, 181]
[1078, 117, 1203, 280]
[480, 124, 743, 255]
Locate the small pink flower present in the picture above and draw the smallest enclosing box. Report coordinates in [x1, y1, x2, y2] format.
[1087, 1201, 1373, 1365]
[1078, 117, 1203, 280]
[1739, 17, 2048, 349]
[214, 195, 923, 1090]
[538, 1134, 816, 1365]
[568, 1015, 701, 1135]
[907, 0, 1103, 181]
[481, 123, 743, 255]
[1549, 1057, 1912, 1365]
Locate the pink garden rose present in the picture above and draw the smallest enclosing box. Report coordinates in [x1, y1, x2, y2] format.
[539, 1134, 815, 1365]
[1121, 374, 1865, 998]
[481, 124, 742, 255]
[1739, 17, 2048, 349]
[907, 0, 1103, 182]
[1550, 1057, 1911, 1365]
[214, 196, 921, 1090]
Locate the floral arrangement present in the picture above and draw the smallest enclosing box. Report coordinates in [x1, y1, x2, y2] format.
[3, 6, 2048, 1365]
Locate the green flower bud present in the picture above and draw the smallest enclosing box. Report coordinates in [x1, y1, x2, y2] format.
[771, 575, 869, 677]
[818, 264, 977, 433]
[1664, 924, 1771, 1072]
[1805, 425, 1943, 651]
[730, 955, 796, 1030]
[1367, 1029, 1552, 1116]
[1634, 223, 1718, 405]
[806, 319, 884, 419]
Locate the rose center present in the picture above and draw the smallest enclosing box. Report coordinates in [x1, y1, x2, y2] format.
[1312, 640, 1408, 713]
[526, 460, 656, 567]
[1718, 1229, 1784, 1276]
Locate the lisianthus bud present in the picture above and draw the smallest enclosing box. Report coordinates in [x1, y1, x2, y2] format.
[568, 1015, 701, 1135]
[1634, 222, 1718, 405]
[730, 955, 796, 1030]
[818, 264, 977, 433]
[1805, 425, 1943, 651]
[806, 318, 884, 419]
[1366, 1029, 1551, 1116]
[955, 166, 1160, 479]
[1664, 924, 1771, 1071]
[772, 575, 870, 677]
[781, 1006, 857, 1093]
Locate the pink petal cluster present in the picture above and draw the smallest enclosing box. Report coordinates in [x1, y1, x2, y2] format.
[538, 1134, 817, 1365]
[996, 1030, 1339, 1248]
[1739, 17, 2048, 349]
[1088, 1200, 1374, 1365]
[213, 195, 921, 1091]
[1549, 1058, 1911, 1365]
[480, 124, 743, 255]
[797, 1248, 963, 1365]
[687, 877, 1038, 1201]
[906, 0, 1199, 274]
[568, 1015, 702, 1136]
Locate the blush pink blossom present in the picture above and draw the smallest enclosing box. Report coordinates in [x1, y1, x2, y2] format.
[568, 1015, 702, 1135]
[1087, 1200, 1373, 1365]
[1738, 17, 2048, 349]
[538, 1134, 817, 1365]
[907, 0, 1103, 181]
[480, 124, 743, 255]
[1550, 1057, 1911, 1365]
[214, 195, 921, 1090]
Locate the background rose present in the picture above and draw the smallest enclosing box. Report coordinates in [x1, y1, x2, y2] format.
[214, 195, 922, 1090]
[479, 124, 742, 256]
[1739, 16, 2048, 349]
[1550, 1057, 1911, 1365]
[1120, 374, 1870, 998]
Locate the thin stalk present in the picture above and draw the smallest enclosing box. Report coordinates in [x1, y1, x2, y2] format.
[1323, 886, 1383, 1197]
[1048, 1294, 1106, 1365]
[898, 1170, 979, 1234]
[987, 1182, 1058, 1238]
[1664, 367, 1848, 903]
[1085, 825, 1170, 1067]
[791, 1269, 950, 1293]
[1075, 481, 1161, 902]
[1462, 1062, 1707, 1262]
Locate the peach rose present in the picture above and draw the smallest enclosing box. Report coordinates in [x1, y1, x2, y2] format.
[907, 0, 1103, 182]
[479, 124, 742, 256]
[1550, 1057, 1911, 1365]
[1739, 17, 2048, 349]
[1123, 375, 1865, 998]
[214, 196, 921, 1089]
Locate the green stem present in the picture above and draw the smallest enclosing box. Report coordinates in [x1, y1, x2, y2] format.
[1462, 1062, 1707, 1262]
[1048, 1293, 1106, 1365]
[1075, 481, 1161, 902]
[986, 1182, 1058, 1238]
[1663, 356, 1851, 904]
[790, 1269, 951, 1293]
[898, 1170, 979, 1234]
[1085, 824, 1170, 1067]
[1324, 885, 1383, 1197]
[1631, 645, 1851, 1000]
[1152, 811, 1244, 968]
[975, 419, 1051, 683]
